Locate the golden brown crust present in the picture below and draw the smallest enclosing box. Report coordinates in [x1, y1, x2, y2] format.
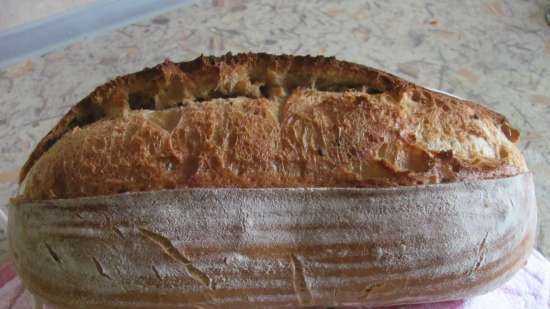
[16, 53, 527, 202]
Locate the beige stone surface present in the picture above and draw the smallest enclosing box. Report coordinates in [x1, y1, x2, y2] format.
[0, 0, 96, 31]
[0, 0, 549, 263]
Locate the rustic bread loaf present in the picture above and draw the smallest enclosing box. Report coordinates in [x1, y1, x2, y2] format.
[16, 53, 526, 202]
[9, 54, 536, 309]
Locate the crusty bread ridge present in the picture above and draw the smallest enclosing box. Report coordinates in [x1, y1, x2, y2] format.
[16, 53, 527, 202]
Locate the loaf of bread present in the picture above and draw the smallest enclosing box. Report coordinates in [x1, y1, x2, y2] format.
[9, 54, 536, 309]
[16, 53, 525, 202]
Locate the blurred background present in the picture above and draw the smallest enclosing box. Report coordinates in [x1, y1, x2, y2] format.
[1, 0, 95, 30]
[0, 0, 549, 264]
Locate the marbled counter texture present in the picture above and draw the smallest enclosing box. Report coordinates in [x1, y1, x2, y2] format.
[1, 0, 549, 262]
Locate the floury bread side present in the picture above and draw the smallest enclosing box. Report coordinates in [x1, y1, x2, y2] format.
[15, 53, 526, 202]
[9, 175, 537, 308]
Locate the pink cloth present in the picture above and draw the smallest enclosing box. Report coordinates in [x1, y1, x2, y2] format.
[1, 251, 549, 309]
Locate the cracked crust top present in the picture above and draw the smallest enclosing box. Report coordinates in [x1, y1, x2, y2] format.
[15, 53, 527, 202]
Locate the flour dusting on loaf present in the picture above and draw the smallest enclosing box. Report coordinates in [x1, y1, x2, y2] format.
[16, 53, 526, 202]
[9, 175, 537, 308]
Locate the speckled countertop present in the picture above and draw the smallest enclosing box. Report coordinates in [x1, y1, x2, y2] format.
[1, 0, 549, 263]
